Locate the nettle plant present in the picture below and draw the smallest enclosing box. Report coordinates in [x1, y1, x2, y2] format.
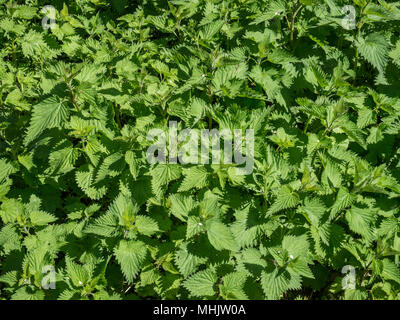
[1, 0, 400, 300]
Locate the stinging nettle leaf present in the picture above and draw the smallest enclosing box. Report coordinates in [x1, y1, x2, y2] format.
[24, 97, 70, 146]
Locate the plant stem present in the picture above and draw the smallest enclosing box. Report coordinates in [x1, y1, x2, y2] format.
[114, 102, 122, 129]
[359, 260, 373, 286]
[290, 3, 303, 50]
[67, 82, 80, 112]
[353, 25, 362, 85]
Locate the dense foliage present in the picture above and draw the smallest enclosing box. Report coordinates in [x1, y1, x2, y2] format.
[1, 0, 400, 300]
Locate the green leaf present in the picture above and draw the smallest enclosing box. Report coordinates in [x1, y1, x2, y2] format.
[206, 220, 238, 252]
[178, 166, 209, 192]
[261, 269, 291, 300]
[345, 206, 376, 242]
[0, 199, 24, 223]
[29, 211, 57, 226]
[135, 216, 159, 236]
[183, 269, 218, 297]
[381, 259, 400, 284]
[220, 271, 248, 300]
[114, 240, 148, 283]
[268, 186, 300, 215]
[24, 97, 70, 145]
[356, 33, 389, 72]
[168, 194, 197, 222]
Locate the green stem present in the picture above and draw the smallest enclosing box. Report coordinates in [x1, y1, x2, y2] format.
[353, 2, 370, 85]
[290, 3, 303, 50]
[11, 40, 17, 66]
[353, 24, 362, 85]
[114, 102, 122, 129]
[303, 116, 311, 133]
[359, 258, 374, 286]
[67, 82, 80, 112]
[208, 114, 213, 129]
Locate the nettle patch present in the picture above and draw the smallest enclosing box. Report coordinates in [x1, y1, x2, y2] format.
[1, 0, 400, 300]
